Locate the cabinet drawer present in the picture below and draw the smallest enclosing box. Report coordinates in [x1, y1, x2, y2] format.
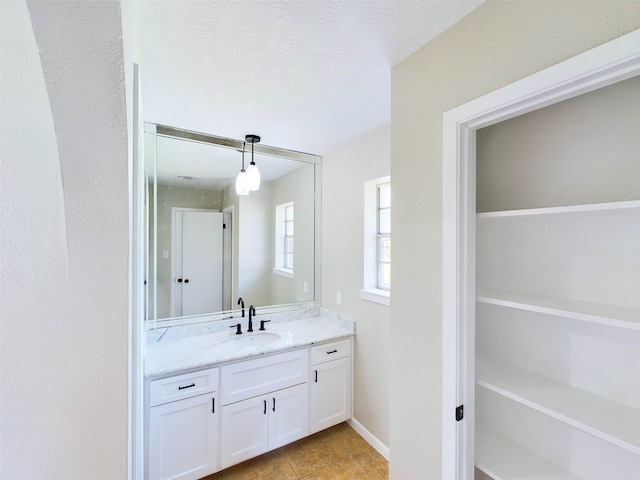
[150, 367, 219, 407]
[310, 339, 351, 365]
[220, 349, 308, 405]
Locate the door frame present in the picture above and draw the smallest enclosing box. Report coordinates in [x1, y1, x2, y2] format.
[441, 30, 640, 479]
[222, 206, 234, 311]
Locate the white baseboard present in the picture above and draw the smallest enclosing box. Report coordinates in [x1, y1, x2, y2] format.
[347, 417, 389, 461]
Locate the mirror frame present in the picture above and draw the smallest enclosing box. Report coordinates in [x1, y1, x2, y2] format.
[143, 123, 322, 329]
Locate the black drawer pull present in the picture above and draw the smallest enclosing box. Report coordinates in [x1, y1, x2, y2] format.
[272, 398, 276, 412]
[327, 349, 338, 354]
[178, 383, 196, 390]
[212, 397, 215, 414]
[263, 399, 267, 414]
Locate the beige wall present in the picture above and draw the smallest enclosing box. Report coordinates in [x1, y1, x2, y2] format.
[477, 76, 640, 212]
[390, 1, 640, 478]
[237, 182, 272, 306]
[1, 1, 129, 477]
[322, 125, 391, 447]
[270, 164, 316, 305]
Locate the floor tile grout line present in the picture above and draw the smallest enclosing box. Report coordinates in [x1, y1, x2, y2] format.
[288, 437, 376, 478]
[297, 453, 360, 479]
[288, 448, 353, 479]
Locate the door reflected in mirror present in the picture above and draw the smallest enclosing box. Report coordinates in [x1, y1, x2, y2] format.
[144, 125, 320, 322]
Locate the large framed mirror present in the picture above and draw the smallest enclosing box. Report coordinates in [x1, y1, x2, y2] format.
[144, 124, 321, 326]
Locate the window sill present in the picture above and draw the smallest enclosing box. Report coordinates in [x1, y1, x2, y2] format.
[359, 288, 390, 306]
[273, 267, 294, 279]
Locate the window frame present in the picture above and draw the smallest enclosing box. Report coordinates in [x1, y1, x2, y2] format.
[360, 176, 390, 305]
[274, 201, 294, 278]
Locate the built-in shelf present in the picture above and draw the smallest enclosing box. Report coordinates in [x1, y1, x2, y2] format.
[475, 424, 580, 480]
[476, 199, 640, 219]
[476, 356, 640, 454]
[476, 287, 640, 330]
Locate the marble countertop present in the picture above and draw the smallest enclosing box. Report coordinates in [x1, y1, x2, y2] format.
[145, 313, 354, 378]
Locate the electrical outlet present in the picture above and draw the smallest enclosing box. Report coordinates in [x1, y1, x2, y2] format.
[336, 291, 342, 305]
[303, 281, 308, 293]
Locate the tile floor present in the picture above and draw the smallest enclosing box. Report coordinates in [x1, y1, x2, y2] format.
[203, 422, 388, 480]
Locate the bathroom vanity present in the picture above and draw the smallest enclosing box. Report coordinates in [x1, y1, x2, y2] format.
[145, 314, 354, 480]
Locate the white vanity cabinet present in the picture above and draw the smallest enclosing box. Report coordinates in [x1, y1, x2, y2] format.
[147, 368, 219, 480]
[219, 349, 309, 469]
[146, 333, 354, 476]
[309, 339, 353, 433]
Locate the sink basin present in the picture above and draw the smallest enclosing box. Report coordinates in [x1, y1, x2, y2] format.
[232, 332, 281, 347]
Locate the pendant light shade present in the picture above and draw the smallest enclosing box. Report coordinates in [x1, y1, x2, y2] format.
[245, 134, 261, 191]
[235, 169, 249, 195]
[246, 163, 260, 191]
[235, 143, 250, 195]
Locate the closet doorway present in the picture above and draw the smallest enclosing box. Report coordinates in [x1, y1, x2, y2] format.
[442, 30, 640, 480]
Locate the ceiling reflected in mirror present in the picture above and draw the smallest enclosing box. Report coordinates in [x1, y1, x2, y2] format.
[154, 135, 307, 191]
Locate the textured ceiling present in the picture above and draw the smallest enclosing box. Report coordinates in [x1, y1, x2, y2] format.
[140, 0, 483, 155]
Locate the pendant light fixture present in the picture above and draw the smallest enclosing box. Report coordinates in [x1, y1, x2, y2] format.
[245, 134, 261, 191]
[235, 142, 249, 196]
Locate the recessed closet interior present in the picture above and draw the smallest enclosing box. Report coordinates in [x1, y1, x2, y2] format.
[473, 76, 640, 479]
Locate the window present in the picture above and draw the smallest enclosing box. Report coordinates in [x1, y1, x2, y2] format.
[377, 182, 391, 290]
[361, 176, 390, 305]
[284, 204, 294, 270]
[274, 202, 294, 278]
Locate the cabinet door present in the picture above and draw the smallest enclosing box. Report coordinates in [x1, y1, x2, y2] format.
[220, 395, 269, 469]
[269, 384, 308, 449]
[309, 357, 352, 433]
[148, 394, 218, 480]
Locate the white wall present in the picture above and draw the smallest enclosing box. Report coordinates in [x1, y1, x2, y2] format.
[389, 1, 640, 478]
[322, 125, 391, 448]
[0, 1, 129, 477]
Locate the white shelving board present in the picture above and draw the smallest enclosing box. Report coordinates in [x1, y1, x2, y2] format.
[475, 424, 581, 480]
[476, 356, 640, 454]
[476, 200, 640, 219]
[476, 287, 640, 330]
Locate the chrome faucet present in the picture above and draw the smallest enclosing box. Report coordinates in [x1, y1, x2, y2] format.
[248, 305, 256, 332]
[237, 297, 245, 317]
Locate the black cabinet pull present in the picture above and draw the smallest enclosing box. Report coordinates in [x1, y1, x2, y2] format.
[263, 399, 267, 414]
[178, 383, 195, 390]
[177, 278, 183, 283]
[212, 397, 215, 414]
[184, 279, 189, 283]
[314, 370, 318, 383]
[272, 398, 276, 412]
[327, 349, 338, 354]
